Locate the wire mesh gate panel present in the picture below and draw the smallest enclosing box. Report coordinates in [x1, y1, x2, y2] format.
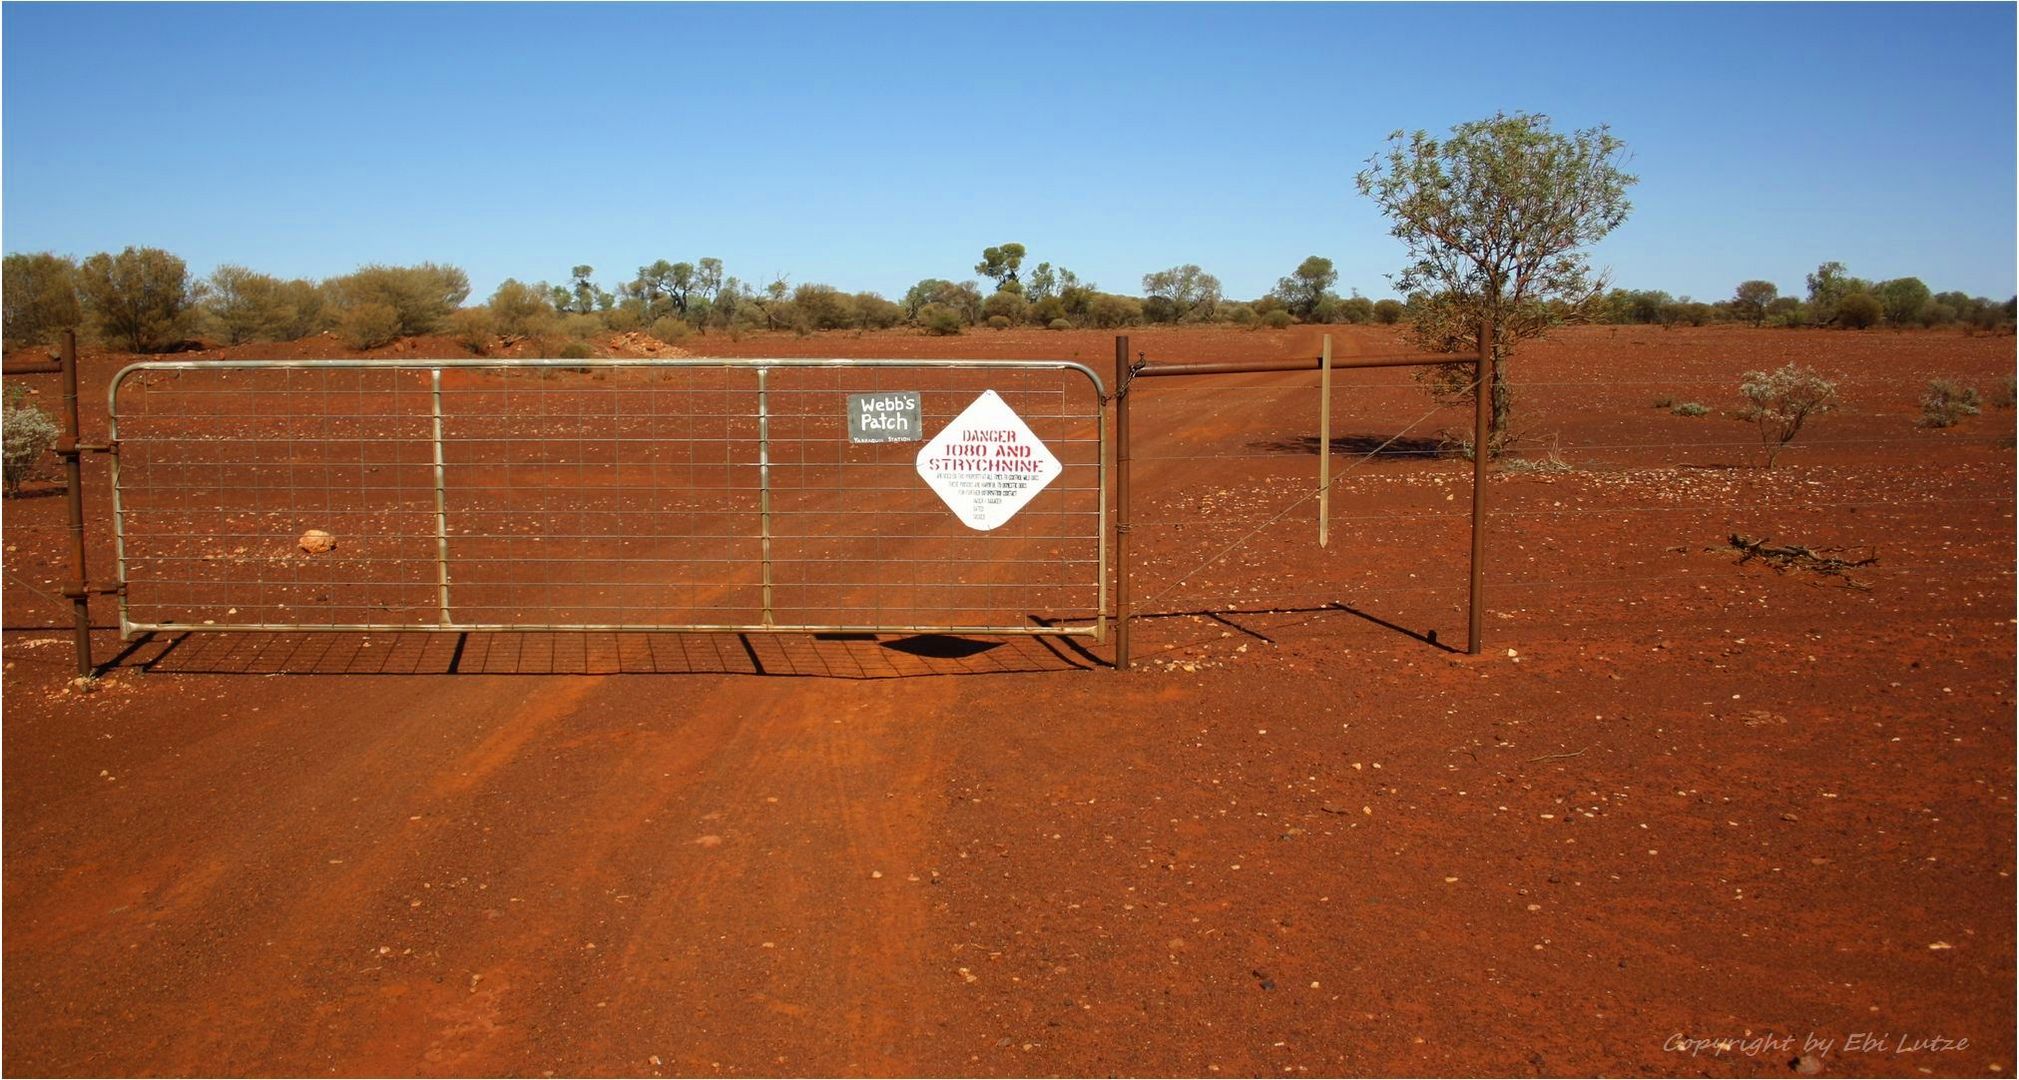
[107, 358, 1106, 638]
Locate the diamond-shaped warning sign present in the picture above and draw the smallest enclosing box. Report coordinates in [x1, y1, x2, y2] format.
[915, 390, 1062, 531]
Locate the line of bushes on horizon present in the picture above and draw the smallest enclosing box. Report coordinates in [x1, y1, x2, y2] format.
[1598, 262, 2014, 332]
[2, 245, 2010, 355]
[0, 245, 1410, 354]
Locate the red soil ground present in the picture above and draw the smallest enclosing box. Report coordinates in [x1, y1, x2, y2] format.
[3, 324, 2013, 1077]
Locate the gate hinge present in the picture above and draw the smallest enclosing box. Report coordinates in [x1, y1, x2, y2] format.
[61, 580, 125, 598]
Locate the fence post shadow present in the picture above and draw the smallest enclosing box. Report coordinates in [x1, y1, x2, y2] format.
[1325, 600, 1458, 653]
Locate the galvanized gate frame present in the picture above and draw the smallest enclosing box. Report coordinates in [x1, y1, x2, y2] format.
[104, 356, 1109, 643]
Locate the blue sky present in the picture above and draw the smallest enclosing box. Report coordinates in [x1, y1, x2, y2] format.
[4, 2, 2013, 304]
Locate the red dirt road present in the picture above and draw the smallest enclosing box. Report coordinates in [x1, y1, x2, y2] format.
[4, 325, 2013, 1076]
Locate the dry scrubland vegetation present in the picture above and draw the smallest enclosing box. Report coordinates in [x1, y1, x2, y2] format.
[3, 246, 2011, 364]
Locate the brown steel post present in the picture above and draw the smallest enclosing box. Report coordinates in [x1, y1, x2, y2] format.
[1318, 334, 1332, 548]
[58, 330, 93, 678]
[1467, 317, 1492, 655]
[1113, 335, 1131, 671]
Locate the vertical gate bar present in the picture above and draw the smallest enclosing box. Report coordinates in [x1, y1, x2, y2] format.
[1468, 317, 1492, 655]
[58, 330, 92, 678]
[1113, 335, 1131, 671]
[106, 347, 131, 640]
[1094, 363, 1109, 643]
[756, 366, 774, 627]
[1319, 334, 1332, 548]
[430, 368, 453, 625]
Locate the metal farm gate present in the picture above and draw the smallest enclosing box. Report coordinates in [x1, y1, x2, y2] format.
[105, 358, 1107, 641]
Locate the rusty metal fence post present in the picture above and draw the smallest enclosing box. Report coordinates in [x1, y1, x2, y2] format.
[54, 330, 94, 678]
[1468, 317, 1493, 655]
[1113, 335, 1132, 671]
[1318, 334, 1332, 548]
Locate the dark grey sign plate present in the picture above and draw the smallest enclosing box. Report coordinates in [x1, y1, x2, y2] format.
[849, 391, 922, 443]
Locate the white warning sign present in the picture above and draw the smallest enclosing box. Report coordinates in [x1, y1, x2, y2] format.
[915, 389, 1062, 531]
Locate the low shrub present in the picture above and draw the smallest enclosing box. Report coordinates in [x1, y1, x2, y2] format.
[1047, 318, 1072, 331]
[1500, 455, 1572, 475]
[3, 386, 59, 495]
[1836, 292, 1882, 330]
[557, 340, 594, 360]
[1739, 363, 1838, 467]
[1261, 310, 1293, 329]
[1918, 378, 1981, 428]
[448, 307, 494, 354]
[561, 312, 603, 341]
[649, 316, 689, 345]
[1989, 374, 2015, 409]
[986, 315, 1012, 330]
[338, 302, 402, 350]
[919, 304, 963, 336]
[1671, 401, 1709, 417]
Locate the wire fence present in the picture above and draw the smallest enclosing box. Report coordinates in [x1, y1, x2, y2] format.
[107, 359, 1106, 636]
[5, 346, 2008, 663]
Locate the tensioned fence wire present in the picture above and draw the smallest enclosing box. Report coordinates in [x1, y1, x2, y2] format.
[1112, 363, 2012, 631]
[106, 358, 1104, 637]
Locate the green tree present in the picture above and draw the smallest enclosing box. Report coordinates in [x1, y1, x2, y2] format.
[623, 260, 679, 321]
[1804, 261, 1873, 326]
[1732, 280, 1778, 326]
[1875, 277, 1932, 327]
[1356, 112, 1636, 451]
[1836, 291, 1883, 330]
[1271, 256, 1337, 320]
[487, 278, 556, 338]
[568, 265, 599, 314]
[852, 292, 904, 330]
[76, 246, 203, 353]
[1337, 296, 1376, 324]
[204, 265, 303, 344]
[1371, 298, 1405, 325]
[793, 283, 855, 330]
[974, 243, 1027, 291]
[981, 289, 1028, 325]
[695, 258, 725, 305]
[903, 278, 954, 319]
[1141, 264, 1223, 323]
[2, 252, 82, 348]
[326, 263, 469, 337]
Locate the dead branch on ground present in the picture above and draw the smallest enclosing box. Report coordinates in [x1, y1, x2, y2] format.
[1728, 533, 1877, 589]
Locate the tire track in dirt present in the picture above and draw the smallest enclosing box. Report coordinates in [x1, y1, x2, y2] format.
[580, 658, 961, 1074]
[1, 673, 607, 1075]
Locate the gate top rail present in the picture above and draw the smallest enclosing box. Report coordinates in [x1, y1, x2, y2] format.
[107, 356, 1107, 421]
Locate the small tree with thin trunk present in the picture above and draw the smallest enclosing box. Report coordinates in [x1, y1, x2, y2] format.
[1357, 112, 1636, 455]
[1733, 280, 1778, 326]
[76, 246, 203, 353]
[1740, 363, 1837, 467]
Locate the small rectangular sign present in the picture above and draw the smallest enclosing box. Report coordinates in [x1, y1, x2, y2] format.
[849, 391, 922, 443]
